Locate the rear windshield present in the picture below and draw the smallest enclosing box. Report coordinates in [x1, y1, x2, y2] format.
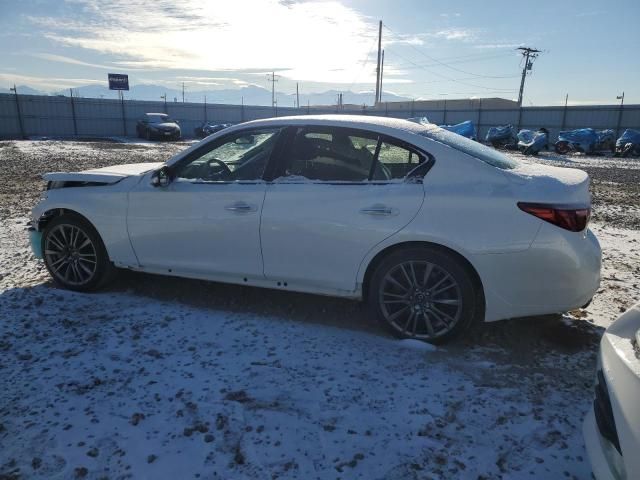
[420, 127, 518, 170]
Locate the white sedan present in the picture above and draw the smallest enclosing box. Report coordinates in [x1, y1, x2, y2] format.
[29, 115, 601, 343]
[583, 303, 640, 480]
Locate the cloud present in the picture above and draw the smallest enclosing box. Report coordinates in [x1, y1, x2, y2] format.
[432, 28, 475, 41]
[28, 53, 116, 70]
[28, 0, 380, 84]
[0, 72, 104, 90]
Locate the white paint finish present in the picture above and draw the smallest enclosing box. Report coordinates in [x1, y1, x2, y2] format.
[260, 182, 424, 292]
[30, 115, 603, 324]
[126, 174, 266, 277]
[32, 177, 141, 266]
[584, 302, 640, 480]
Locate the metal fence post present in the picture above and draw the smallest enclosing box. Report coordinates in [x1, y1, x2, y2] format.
[119, 91, 126, 136]
[69, 89, 78, 137]
[517, 106, 523, 131]
[560, 94, 568, 132]
[10, 85, 26, 139]
[477, 99, 482, 139]
[615, 92, 625, 137]
[442, 100, 447, 125]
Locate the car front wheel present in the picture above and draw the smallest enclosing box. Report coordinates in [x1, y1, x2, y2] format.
[42, 214, 115, 292]
[368, 247, 480, 344]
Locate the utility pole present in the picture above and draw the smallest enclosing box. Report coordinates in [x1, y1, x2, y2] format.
[516, 47, 540, 106]
[69, 88, 78, 136]
[161, 94, 167, 113]
[267, 71, 279, 111]
[379, 49, 385, 103]
[10, 84, 25, 139]
[182, 82, 185, 103]
[296, 83, 300, 109]
[375, 20, 382, 106]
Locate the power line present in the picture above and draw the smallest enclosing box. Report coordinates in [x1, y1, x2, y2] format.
[383, 45, 517, 93]
[383, 23, 519, 80]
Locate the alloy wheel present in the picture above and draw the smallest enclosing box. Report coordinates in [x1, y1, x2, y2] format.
[378, 260, 462, 340]
[44, 224, 98, 286]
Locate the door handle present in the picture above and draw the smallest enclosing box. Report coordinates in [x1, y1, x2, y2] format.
[360, 206, 396, 216]
[225, 202, 255, 213]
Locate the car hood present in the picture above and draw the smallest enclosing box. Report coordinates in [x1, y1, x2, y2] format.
[43, 162, 164, 184]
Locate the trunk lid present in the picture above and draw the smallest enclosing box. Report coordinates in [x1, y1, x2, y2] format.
[506, 162, 591, 206]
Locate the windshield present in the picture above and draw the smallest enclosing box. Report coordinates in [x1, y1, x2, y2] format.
[420, 126, 519, 170]
[146, 114, 171, 124]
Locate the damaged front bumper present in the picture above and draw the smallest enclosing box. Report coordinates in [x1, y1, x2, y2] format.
[27, 223, 43, 259]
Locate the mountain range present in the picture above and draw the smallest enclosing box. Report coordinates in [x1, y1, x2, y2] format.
[3, 84, 412, 107]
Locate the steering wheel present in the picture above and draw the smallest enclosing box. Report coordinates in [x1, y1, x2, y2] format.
[202, 158, 231, 180]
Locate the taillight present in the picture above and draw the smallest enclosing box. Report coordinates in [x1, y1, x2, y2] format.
[517, 202, 590, 232]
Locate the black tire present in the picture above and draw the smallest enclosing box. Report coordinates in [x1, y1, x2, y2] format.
[367, 247, 480, 344]
[41, 213, 116, 292]
[555, 141, 570, 154]
[145, 129, 152, 141]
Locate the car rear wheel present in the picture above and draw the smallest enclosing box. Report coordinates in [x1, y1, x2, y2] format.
[555, 141, 571, 154]
[42, 214, 115, 292]
[368, 248, 479, 344]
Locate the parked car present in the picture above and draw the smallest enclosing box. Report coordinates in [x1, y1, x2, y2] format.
[517, 128, 549, 155]
[439, 120, 476, 140]
[136, 113, 181, 140]
[614, 129, 640, 157]
[28, 115, 601, 343]
[555, 128, 615, 155]
[583, 302, 640, 480]
[194, 122, 233, 138]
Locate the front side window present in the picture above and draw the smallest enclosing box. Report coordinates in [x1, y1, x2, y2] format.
[281, 128, 378, 182]
[175, 128, 281, 182]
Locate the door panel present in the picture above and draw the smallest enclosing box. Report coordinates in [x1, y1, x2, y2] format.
[127, 180, 266, 278]
[126, 127, 282, 279]
[261, 183, 424, 292]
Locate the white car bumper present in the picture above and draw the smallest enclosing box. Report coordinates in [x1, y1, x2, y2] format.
[583, 302, 640, 480]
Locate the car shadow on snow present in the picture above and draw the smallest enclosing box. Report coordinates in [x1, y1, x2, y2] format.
[103, 270, 605, 356]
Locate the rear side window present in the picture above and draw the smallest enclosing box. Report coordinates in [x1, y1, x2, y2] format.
[374, 142, 422, 180]
[279, 126, 428, 182]
[284, 128, 377, 182]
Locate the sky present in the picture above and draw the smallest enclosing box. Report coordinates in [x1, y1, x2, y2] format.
[0, 0, 638, 105]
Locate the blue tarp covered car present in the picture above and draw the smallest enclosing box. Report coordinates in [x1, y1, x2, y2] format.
[615, 129, 640, 157]
[517, 128, 549, 156]
[485, 125, 516, 147]
[555, 128, 615, 154]
[439, 120, 477, 140]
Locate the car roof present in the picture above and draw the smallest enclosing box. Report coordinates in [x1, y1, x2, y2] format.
[239, 114, 430, 136]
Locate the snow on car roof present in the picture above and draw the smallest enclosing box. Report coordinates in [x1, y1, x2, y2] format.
[240, 114, 431, 135]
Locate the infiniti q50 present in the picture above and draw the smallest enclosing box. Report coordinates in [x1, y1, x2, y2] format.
[29, 115, 601, 343]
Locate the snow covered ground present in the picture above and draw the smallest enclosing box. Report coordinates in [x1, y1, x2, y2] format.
[1, 140, 639, 479]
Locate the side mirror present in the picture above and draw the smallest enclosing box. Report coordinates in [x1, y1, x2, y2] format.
[151, 166, 172, 187]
